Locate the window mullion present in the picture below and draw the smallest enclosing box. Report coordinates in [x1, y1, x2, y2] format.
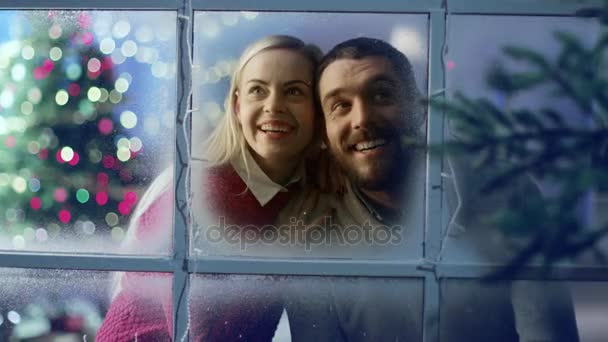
[188, 258, 428, 277]
[0, 0, 178, 10]
[0, 253, 177, 271]
[190, 0, 443, 12]
[425, 9, 447, 342]
[172, 0, 193, 340]
[448, 0, 602, 15]
[437, 264, 608, 281]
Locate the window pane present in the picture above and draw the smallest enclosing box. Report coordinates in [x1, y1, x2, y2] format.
[440, 279, 605, 342]
[190, 11, 428, 260]
[189, 274, 423, 341]
[0, 268, 171, 341]
[0, 11, 176, 255]
[571, 281, 608, 342]
[441, 15, 604, 265]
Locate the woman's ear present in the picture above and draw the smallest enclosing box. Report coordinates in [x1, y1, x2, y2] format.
[233, 90, 240, 118]
[317, 114, 328, 149]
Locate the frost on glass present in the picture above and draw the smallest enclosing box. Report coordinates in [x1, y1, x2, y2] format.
[0, 268, 171, 341]
[0, 11, 176, 254]
[569, 281, 608, 342]
[440, 279, 606, 342]
[188, 274, 423, 340]
[190, 12, 428, 259]
[440, 16, 603, 265]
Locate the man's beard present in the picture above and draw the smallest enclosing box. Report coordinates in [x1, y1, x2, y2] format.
[334, 125, 413, 193]
[346, 145, 410, 192]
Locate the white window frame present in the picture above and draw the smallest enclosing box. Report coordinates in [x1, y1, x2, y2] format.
[0, 1, 605, 341]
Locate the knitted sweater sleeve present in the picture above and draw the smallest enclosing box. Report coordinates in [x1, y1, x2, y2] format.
[97, 186, 174, 341]
[95, 287, 172, 342]
[98, 166, 291, 341]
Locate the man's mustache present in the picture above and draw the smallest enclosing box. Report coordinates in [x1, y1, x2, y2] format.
[343, 125, 402, 149]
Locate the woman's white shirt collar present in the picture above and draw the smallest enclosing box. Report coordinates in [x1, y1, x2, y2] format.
[230, 150, 301, 206]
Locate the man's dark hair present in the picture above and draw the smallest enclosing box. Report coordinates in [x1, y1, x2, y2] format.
[318, 37, 425, 136]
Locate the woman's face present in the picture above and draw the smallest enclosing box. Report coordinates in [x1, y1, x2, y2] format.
[235, 48, 316, 170]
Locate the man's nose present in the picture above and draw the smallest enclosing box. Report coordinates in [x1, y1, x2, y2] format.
[264, 90, 285, 114]
[351, 98, 371, 130]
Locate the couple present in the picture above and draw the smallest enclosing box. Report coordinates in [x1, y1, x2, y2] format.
[97, 35, 578, 341]
[189, 34, 425, 258]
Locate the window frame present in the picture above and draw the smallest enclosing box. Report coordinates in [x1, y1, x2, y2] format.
[0, 0, 605, 341]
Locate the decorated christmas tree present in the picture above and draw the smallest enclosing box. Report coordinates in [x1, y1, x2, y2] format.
[0, 11, 146, 249]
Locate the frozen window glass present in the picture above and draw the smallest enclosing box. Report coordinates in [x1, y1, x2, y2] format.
[441, 15, 603, 265]
[439, 279, 606, 342]
[189, 274, 423, 341]
[0, 268, 171, 341]
[0, 11, 176, 255]
[570, 281, 608, 342]
[190, 12, 428, 260]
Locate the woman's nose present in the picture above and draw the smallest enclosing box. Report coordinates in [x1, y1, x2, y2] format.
[263, 91, 286, 114]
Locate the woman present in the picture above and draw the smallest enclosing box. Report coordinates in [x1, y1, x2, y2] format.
[195, 34, 321, 237]
[96, 35, 322, 342]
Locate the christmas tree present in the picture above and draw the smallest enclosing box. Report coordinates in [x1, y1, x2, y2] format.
[0, 11, 154, 250]
[431, 1, 608, 278]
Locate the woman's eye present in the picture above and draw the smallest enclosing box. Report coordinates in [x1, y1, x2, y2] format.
[248, 86, 265, 96]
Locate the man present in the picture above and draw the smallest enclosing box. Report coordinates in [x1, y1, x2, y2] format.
[280, 37, 579, 342]
[317, 37, 424, 225]
[275, 37, 427, 260]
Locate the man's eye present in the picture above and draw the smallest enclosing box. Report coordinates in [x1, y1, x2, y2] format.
[373, 91, 391, 102]
[285, 87, 304, 96]
[331, 101, 350, 114]
[371, 89, 394, 104]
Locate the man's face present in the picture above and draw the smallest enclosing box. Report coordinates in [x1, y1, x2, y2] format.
[319, 56, 410, 191]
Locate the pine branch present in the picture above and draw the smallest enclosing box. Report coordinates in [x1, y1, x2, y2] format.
[434, 1, 608, 279]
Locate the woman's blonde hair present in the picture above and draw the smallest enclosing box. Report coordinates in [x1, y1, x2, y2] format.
[202, 35, 322, 178]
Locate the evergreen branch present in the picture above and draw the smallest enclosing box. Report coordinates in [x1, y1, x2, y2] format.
[589, 32, 608, 80]
[485, 220, 608, 281]
[480, 150, 562, 194]
[451, 128, 606, 152]
[513, 109, 545, 131]
[483, 233, 545, 282]
[539, 108, 566, 128]
[476, 98, 513, 129]
[433, 2, 608, 279]
[592, 245, 608, 264]
[453, 92, 500, 133]
[430, 97, 492, 136]
[502, 46, 551, 71]
[486, 64, 549, 94]
[593, 80, 608, 119]
[477, 134, 601, 193]
[564, 224, 608, 259]
[555, 31, 588, 68]
[592, 32, 608, 60]
[549, 65, 594, 114]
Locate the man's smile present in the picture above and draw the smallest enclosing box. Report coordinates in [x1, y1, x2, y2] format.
[352, 138, 388, 152]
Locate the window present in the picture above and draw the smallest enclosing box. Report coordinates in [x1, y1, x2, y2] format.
[0, 0, 605, 341]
